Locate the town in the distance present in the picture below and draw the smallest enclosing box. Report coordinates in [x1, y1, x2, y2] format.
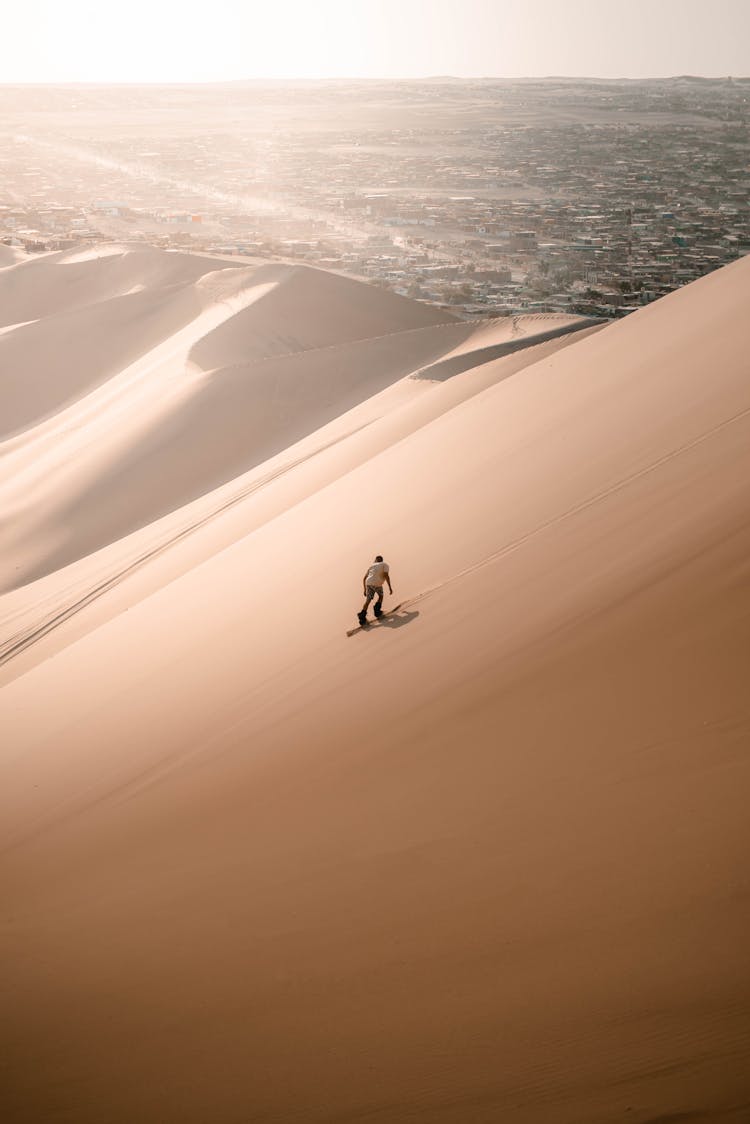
[2, 76, 748, 318]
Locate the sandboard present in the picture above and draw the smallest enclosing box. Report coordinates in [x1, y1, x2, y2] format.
[346, 603, 403, 637]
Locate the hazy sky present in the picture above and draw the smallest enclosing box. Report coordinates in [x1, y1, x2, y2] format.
[5, 0, 750, 83]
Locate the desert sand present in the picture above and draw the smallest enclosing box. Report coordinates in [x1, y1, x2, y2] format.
[0, 244, 28, 268]
[1, 245, 749, 1122]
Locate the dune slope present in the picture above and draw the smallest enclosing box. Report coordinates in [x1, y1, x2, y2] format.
[0, 247, 583, 591]
[1, 252, 749, 1123]
[0, 282, 204, 436]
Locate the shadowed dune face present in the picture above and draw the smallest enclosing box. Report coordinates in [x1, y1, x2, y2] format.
[1, 248, 749, 1124]
[0, 283, 203, 436]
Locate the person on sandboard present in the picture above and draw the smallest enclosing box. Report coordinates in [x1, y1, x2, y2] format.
[358, 555, 392, 627]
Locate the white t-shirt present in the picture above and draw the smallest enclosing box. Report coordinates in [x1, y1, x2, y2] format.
[366, 561, 389, 587]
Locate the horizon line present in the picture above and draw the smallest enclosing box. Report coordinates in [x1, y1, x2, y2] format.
[2, 73, 748, 87]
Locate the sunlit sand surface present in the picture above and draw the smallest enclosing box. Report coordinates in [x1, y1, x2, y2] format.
[2, 247, 749, 1122]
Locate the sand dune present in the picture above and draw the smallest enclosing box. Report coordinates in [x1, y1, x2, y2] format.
[0, 242, 242, 327]
[188, 261, 459, 369]
[1, 248, 749, 1123]
[0, 243, 27, 268]
[0, 249, 585, 590]
[0, 320, 600, 680]
[0, 282, 204, 436]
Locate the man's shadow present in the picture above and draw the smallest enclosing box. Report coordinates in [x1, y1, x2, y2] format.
[371, 608, 420, 630]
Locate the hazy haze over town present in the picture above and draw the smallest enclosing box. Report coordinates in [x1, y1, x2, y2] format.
[3, 75, 749, 319]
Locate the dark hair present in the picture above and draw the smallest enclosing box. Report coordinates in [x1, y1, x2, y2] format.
[375, 555, 383, 562]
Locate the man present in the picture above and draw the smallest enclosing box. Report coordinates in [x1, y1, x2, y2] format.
[358, 555, 392, 626]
